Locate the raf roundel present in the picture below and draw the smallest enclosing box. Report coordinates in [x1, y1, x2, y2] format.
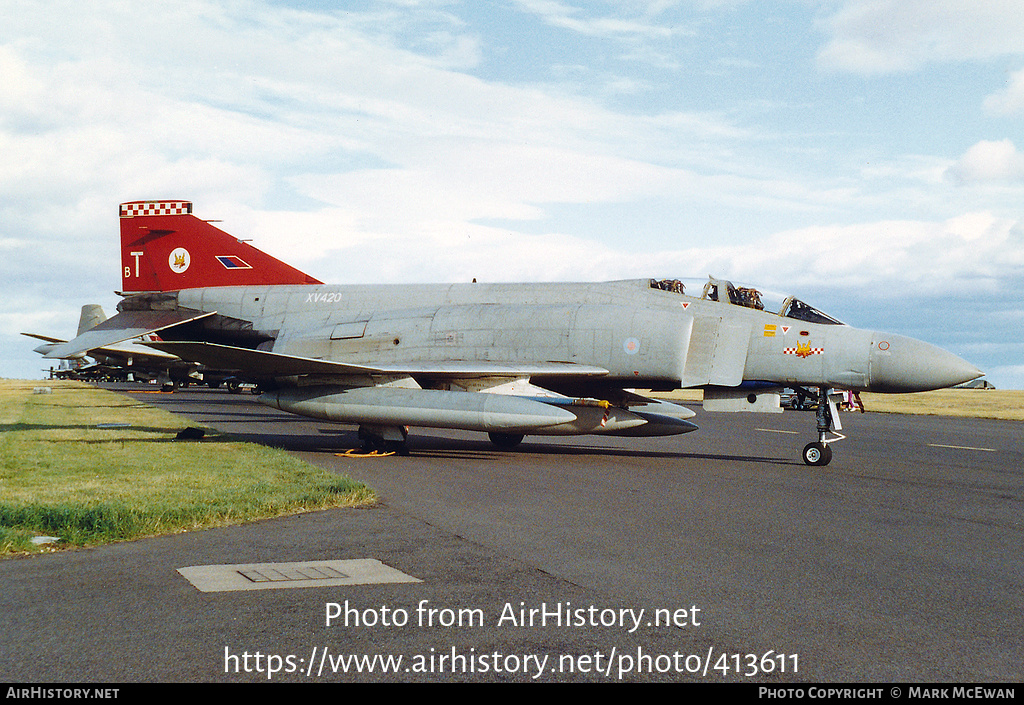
[169, 247, 191, 274]
[623, 337, 640, 355]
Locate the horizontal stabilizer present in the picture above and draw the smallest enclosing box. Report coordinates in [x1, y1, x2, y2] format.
[43, 310, 216, 359]
[22, 333, 67, 345]
[24, 333, 71, 357]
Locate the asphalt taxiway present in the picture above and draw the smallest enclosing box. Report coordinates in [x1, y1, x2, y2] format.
[2, 384, 1021, 682]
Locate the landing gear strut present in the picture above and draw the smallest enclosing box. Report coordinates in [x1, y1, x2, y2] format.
[801, 386, 843, 467]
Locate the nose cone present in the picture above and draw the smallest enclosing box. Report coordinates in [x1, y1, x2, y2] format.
[868, 333, 982, 393]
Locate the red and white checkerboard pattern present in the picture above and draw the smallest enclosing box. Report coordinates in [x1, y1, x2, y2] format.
[783, 346, 824, 356]
[119, 201, 192, 217]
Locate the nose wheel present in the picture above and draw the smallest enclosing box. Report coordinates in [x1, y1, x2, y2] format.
[802, 441, 833, 466]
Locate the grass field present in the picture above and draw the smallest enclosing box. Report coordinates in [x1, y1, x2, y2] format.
[858, 389, 1024, 420]
[651, 388, 1023, 420]
[0, 380, 375, 556]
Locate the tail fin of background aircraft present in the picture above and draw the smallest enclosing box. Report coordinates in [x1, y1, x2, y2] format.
[77, 304, 107, 336]
[119, 201, 323, 292]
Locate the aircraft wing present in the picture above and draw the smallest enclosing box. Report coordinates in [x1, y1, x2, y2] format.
[380, 361, 610, 378]
[43, 310, 217, 359]
[142, 341, 611, 379]
[89, 340, 182, 362]
[142, 341, 382, 376]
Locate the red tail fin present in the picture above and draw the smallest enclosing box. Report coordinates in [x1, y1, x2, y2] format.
[119, 200, 322, 292]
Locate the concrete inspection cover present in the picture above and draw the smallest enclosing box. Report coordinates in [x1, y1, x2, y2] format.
[177, 559, 421, 593]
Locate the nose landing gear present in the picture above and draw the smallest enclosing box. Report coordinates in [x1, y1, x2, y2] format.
[801, 387, 845, 466]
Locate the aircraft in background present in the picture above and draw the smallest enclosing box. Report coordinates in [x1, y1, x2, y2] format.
[25, 304, 107, 378]
[45, 201, 982, 465]
[25, 304, 236, 390]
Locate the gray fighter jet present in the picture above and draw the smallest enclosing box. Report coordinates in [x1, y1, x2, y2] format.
[45, 201, 982, 465]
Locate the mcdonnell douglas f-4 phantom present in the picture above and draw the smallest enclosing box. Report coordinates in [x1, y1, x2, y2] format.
[46, 201, 982, 465]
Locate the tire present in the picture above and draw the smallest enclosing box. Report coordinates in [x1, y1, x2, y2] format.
[802, 442, 833, 466]
[489, 432, 525, 450]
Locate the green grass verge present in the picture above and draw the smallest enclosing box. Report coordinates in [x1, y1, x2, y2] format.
[857, 390, 1024, 420]
[0, 380, 375, 556]
[649, 388, 1024, 420]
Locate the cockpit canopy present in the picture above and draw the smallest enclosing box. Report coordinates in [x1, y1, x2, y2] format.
[777, 296, 844, 325]
[648, 276, 844, 325]
[701, 277, 765, 311]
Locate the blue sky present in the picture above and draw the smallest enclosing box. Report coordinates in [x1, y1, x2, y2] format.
[2, 0, 1022, 387]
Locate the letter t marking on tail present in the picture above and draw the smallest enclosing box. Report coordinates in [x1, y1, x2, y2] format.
[129, 251, 144, 279]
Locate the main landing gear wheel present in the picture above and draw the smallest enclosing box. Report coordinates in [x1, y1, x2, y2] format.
[358, 425, 410, 456]
[488, 432, 525, 450]
[802, 441, 833, 467]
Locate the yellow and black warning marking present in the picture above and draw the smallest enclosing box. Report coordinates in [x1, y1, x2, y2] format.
[335, 448, 397, 458]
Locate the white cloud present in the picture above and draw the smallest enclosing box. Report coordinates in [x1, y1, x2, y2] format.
[512, 0, 682, 39]
[983, 67, 1024, 116]
[257, 201, 1024, 302]
[816, 0, 1024, 74]
[860, 154, 951, 186]
[625, 212, 1024, 296]
[948, 140, 1024, 184]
